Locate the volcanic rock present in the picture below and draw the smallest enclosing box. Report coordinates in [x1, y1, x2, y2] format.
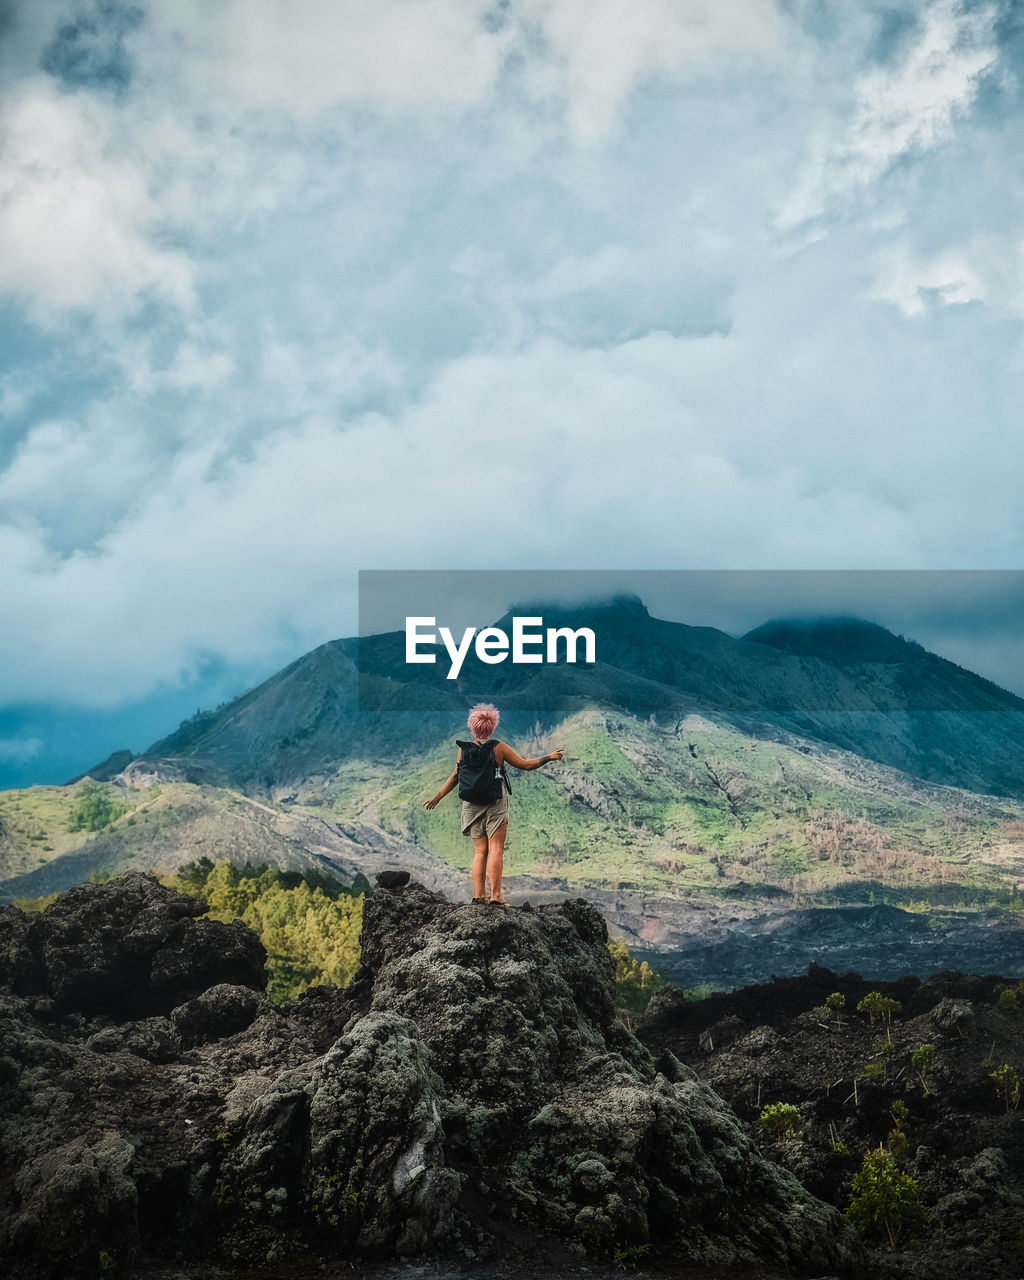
[0, 872, 861, 1278]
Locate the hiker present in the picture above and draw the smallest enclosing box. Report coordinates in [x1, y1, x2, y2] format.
[422, 702, 563, 906]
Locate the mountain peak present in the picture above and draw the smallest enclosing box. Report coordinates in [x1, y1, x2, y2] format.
[502, 591, 649, 620]
[741, 616, 925, 665]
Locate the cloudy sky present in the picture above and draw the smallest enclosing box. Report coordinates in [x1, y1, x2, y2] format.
[1, 0, 1023, 784]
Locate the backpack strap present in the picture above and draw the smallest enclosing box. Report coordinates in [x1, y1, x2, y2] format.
[488, 740, 511, 792]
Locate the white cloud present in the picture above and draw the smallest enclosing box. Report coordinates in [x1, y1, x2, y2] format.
[778, 0, 999, 230]
[872, 234, 1024, 317]
[872, 244, 986, 314]
[0, 372, 38, 420]
[143, 0, 511, 119]
[850, 1, 996, 161]
[0, 80, 195, 319]
[0, 319, 996, 706]
[138, 0, 784, 142]
[518, 0, 784, 144]
[0, 415, 154, 551]
[0, 0, 1022, 719]
[0, 736, 44, 764]
[0, 0, 793, 325]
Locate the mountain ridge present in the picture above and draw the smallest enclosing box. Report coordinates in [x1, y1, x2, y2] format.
[741, 615, 929, 665]
[90, 596, 1024, 799]
[5, 596, 1023, 953]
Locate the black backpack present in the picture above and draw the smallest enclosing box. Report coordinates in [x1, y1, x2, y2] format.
[455, 739, 512, 804]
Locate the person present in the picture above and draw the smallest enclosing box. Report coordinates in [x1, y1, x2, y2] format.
[422, 702, 563, 906]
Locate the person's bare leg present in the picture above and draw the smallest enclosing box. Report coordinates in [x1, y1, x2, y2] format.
[471, 836, 488, 899]
[486, 823, 508, 902]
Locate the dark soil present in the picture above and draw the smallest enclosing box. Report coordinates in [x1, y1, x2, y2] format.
[638, 963, 1024, 1279]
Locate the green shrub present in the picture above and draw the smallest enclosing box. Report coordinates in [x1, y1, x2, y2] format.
[67, 782, 127, 833]
[11, 892, 59, 913]
[758, 1102, 803, 1142]
[910, 1043, 936, 1092]
[880, 995, 903, 1023]
[990, 1064, 1021, 1112]
[846, 1147, 927, 1248]
[910, 1044, 935, 1071]
[857, 991, 885, 1024]
[825, 992, 846, 1018]
[857, 991, 902, 1027]
[608, 940, 667, 1013]
[885, 1126, 906, 1167]
[998, 988, 1019, 1012]
[610, 1242, 651, 1270]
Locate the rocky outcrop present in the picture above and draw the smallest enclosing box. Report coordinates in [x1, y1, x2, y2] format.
[0, 872, 860, 1278]
[64, 749, 136, 785]
[0, 875, 266, 1017]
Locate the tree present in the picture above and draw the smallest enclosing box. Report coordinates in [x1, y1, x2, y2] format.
[857, 991, 902, 1043]
[990, 1064, 1021, 1113]
[910, 1044, 936, 1093]
[162, 860, 365, 1003]
[825, 992, 846, 1021]
[175, 856, 216, 897]
[607, 940, 667, 1012]
[846, 1147, 926, 1248]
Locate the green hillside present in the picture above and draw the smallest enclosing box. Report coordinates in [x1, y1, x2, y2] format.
[325, 707, 1024, 904]
[0, 776, 457, 903]
[5, 704, 1024, 910]
[4, 599, 1024, 911]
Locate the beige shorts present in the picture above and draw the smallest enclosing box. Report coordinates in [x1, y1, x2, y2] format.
[461, 792, 509, 839]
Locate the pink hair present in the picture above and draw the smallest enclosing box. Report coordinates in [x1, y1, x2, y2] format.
[467, 702, 499, 740]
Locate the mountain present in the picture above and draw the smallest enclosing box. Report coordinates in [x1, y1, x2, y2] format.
[65, 748, 135, 785]
[109, 595, 1024, 797]
[742, 615, 927, 664]
[3, 596, 1024, 980]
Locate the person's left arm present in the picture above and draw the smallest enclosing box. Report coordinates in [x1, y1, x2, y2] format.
[496, 743, 564, 771]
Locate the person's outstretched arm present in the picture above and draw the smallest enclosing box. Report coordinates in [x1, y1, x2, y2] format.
[497, 744, 564, 771]
[423, 751, 460, 809]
